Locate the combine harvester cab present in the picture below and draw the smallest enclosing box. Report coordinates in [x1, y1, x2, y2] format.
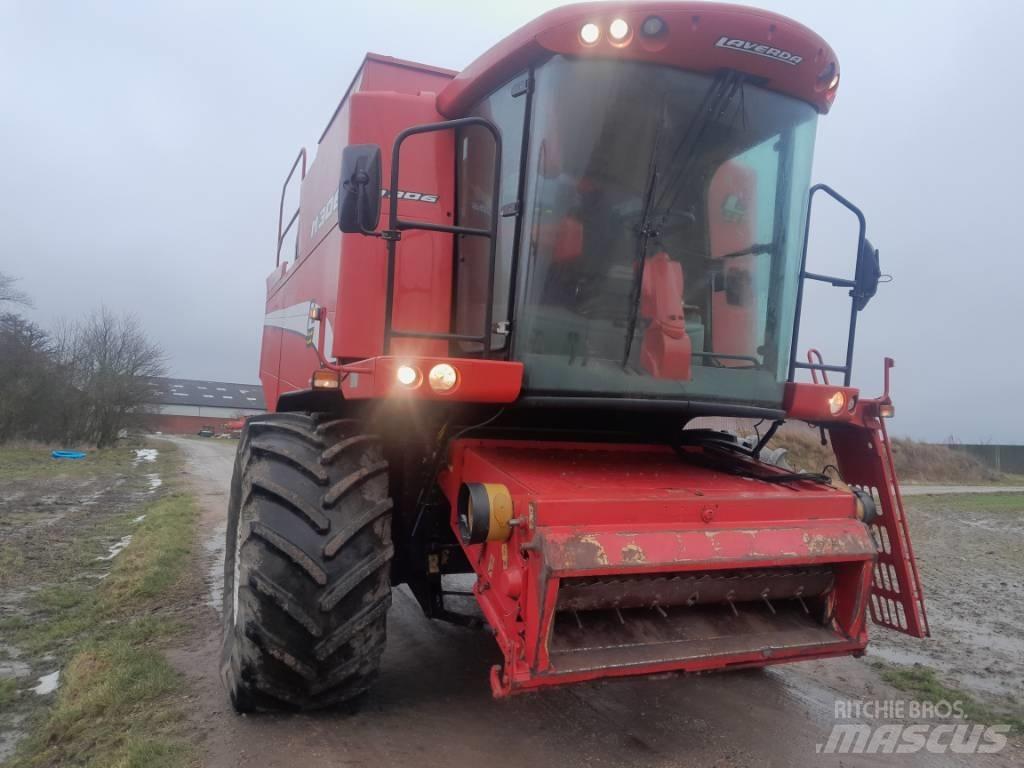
[223, 1, 928, 711]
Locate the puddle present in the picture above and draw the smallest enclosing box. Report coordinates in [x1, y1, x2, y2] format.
[96, 535, 132, 561]
[30, 670, 60, 695]
[133, 448, 159, 465]
[133, 514, 146, 523]
[204, 522, 226, 613]
[146, 474, 162, 491]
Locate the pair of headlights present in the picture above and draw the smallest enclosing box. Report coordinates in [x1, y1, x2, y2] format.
[396, 362, 458, 393]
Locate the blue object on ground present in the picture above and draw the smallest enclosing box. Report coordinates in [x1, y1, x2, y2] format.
[51, 450, 87, 460]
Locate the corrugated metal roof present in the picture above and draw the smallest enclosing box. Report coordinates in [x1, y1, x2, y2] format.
[145, 377, 266, 410]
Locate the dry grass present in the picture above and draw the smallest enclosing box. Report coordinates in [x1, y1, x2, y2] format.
[764, 429, 999, 484]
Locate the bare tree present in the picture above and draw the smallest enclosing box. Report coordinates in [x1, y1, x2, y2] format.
[0, 272, 31, 307]
[56, 308, 167, 446]
[0, 290, 165, 445]
[0, 312, 55, 440]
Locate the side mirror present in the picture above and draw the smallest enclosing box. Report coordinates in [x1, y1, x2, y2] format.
[853, 237, 881, 311]
[338, 144, 381, 234]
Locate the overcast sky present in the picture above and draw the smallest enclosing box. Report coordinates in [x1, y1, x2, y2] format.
[1, 1, 1021, 442]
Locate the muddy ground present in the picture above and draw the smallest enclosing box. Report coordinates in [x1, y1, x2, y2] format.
[0, 445, 169, 762]
[163, 436, 1022, 768]
[867, 493, 1024, 703]
[2, 438, 1021, 766]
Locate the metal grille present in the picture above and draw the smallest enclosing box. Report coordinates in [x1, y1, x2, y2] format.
[831, 423, 929, 637]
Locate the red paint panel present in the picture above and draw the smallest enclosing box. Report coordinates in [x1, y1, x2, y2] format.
[438, 3, 839, 117]
[450, 440, 856, 523]
[262, 55, 459, 408]
[442, 438, 878, 696]
[340, 356, 523, 403]
[540, 520, 875, 577]
[259, 326, 282, 410]
[499, 640, 866, 696]
[358, 53, 456, 91]
[335, 91, 455, 360]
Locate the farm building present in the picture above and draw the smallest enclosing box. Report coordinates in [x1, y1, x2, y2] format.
[144, 377, 266, 434]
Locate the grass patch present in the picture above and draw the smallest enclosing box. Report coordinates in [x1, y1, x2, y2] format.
[0, 544, 26, 587]
[0, 439, 153, 481]
[0, 444, 136, 481]
[13, 627, 185, 768]
[872, 661, 1024, 733]
[908, 492, 1024, 514]
[0, 677, 17, 708]
[5, 441, 198, 768]
[104, 494, 197, 606]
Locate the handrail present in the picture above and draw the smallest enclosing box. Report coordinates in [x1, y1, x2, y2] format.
[806, 348, 830, 385]
[788, 183, 868, 387]
[276, 148, 307, 267]
[382, 116, 502, 354]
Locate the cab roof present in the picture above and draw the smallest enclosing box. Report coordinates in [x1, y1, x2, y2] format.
[437, 2, 839, 117]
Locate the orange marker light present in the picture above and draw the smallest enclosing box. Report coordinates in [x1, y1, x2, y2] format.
[311, 369, 340, 389]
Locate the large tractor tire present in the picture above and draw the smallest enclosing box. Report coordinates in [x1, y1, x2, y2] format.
[220, 413, 393, 712]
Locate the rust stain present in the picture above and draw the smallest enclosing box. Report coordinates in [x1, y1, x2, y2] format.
[563, 534, 609, 568]
[621, 543, 646, 564]
[802, 531, 862, 556]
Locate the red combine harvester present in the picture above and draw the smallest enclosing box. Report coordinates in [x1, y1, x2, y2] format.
[222, 1, 928, 711]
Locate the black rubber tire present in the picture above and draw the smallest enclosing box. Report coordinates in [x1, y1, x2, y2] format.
[220, 412, 393, 712]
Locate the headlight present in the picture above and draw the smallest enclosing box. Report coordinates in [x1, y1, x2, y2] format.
[579, 22, 600, 45]
[609, 18, 630, 42]
[428, 363, 458, 392]
[396, 364, 420, 387]
[828, 391, 846, 415]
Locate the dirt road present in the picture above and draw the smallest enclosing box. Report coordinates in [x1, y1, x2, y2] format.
[168, 437, 1021, 768]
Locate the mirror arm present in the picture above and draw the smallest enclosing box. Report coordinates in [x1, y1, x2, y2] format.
[353, 179, 383, 238]
[803, 271, 856, 288]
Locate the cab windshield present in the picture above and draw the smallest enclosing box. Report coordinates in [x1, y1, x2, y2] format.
[513, 57, 817, 407]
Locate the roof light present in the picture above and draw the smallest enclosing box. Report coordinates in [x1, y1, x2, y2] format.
[580, 22, 600, 45]
[396, 364, 420, 388]
[828, 391, 846, 415]
[879, 403, 895, 418]
[428, 363, 458, 393]
[641, 16, 666, 37]
[609, 18, 630, 41]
